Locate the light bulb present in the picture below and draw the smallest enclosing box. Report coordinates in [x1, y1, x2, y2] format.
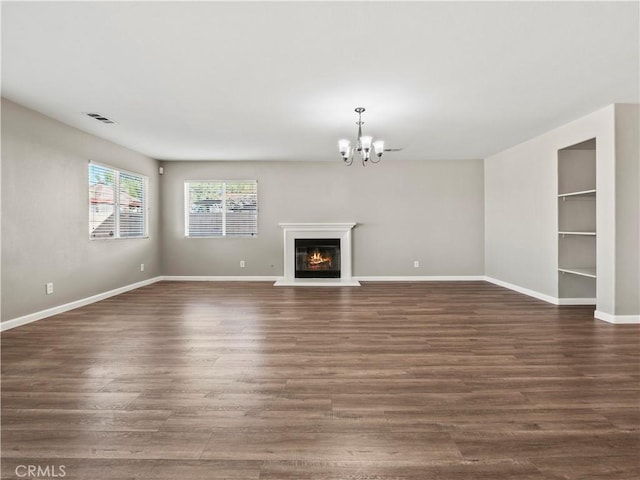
[373, 140, 385, 157]
[360, 136, 372, 151]
[338, 139, 350, 156]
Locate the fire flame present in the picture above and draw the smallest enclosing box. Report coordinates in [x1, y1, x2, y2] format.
[308, 249, 332, 268]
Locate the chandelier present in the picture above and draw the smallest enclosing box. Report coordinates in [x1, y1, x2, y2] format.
[338, 107, 385, 166]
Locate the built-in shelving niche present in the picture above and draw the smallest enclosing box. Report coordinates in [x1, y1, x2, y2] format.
[557, 138, 596, 302]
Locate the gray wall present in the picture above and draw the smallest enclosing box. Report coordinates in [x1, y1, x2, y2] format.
[160, 160, 485, 277]
[1, 98, 161, 321]
[4, 96, 633, 323]
[484, 140, 559, 297]
[614, 104, 639, 315]
[484, 104, 640, 317]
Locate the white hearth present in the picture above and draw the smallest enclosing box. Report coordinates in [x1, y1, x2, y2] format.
[274, 223, 360, 286]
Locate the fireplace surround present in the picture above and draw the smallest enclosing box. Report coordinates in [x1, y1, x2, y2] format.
[274, 223, 359, 286]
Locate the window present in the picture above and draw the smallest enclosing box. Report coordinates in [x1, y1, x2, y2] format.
[89, 162, 148, 239]
[185, 181, 257, 237]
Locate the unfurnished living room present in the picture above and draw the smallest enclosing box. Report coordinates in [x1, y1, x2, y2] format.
[1, 1, 639, 479]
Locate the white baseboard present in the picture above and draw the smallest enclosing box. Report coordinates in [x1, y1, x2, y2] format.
[161, 276, 279, 282]
[165, 275, 483, 285]
[594, 311, 640, 324]
[164, 275, 483, 283]
[1, 276, 163, 332]
[3, 275, 635, 331]
[483, 277, 640, 324]
[355, 275, 485, 282]
[483, 276, 561, 304]
[557, 298, 597, 305]
[483, 277, 595, 306]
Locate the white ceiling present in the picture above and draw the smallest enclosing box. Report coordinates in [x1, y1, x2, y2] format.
[2, 1, 638, 162]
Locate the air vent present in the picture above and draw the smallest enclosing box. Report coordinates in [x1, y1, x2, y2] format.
[85, 112, 116, 124]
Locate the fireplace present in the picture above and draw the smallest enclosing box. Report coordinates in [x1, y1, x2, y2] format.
[275, 222, 359, 286]
[295, 239, 340, 278]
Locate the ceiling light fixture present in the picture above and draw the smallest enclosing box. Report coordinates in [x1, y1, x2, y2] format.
[338, 107, 384, 166]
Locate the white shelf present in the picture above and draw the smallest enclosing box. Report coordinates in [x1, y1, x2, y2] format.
[558, 231, 596, 236]
[558, 267, 597, 279]
[557, 144, 597, 300]
[558, 189, 596, 198]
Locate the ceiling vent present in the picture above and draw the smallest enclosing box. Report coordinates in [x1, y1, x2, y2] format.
[85, 112, 116, 124]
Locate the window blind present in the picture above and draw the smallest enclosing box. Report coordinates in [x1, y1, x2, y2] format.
[185, 181, 257, 237]
[119, 172, 146, 238]
[89, 162, 148, 239]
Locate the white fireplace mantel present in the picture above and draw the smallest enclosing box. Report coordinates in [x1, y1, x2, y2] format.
[274, 223, 360, 286]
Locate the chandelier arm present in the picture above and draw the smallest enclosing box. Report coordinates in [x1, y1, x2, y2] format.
[343, 144, 356, 166]
[338, 107, 385, 167]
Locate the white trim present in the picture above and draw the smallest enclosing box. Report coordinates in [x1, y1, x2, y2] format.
[4, 275, 634, 331]
[88, 161, 149, 240]
[162, 276, 279, 282]
[484, 276, 598, 306]
[163, 275, 485, 284]
[278, 222, 357, 286]
[274, 278, 360, 287]
[356, 276, 485, 282]
[484, 276, 560, 304]
[278, 222, 356, 231]
[594, 311, 640, 324]
[89, 159, 147, 181]
[1, 277, 163, 332]
[557, 298, 597, 305]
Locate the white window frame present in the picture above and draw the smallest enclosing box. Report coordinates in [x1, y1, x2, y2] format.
[89, 161, 149, 240]
[184, 180, 258, 238]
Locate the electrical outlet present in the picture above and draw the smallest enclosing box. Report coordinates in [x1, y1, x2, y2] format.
[46, 282, 54, 295]
[240, 260, 245, 268]
[414, 260, 420, 268]
[140, 263, 145, 272]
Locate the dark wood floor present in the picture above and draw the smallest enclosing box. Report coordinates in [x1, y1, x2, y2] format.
[2, 281, 639, 479]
